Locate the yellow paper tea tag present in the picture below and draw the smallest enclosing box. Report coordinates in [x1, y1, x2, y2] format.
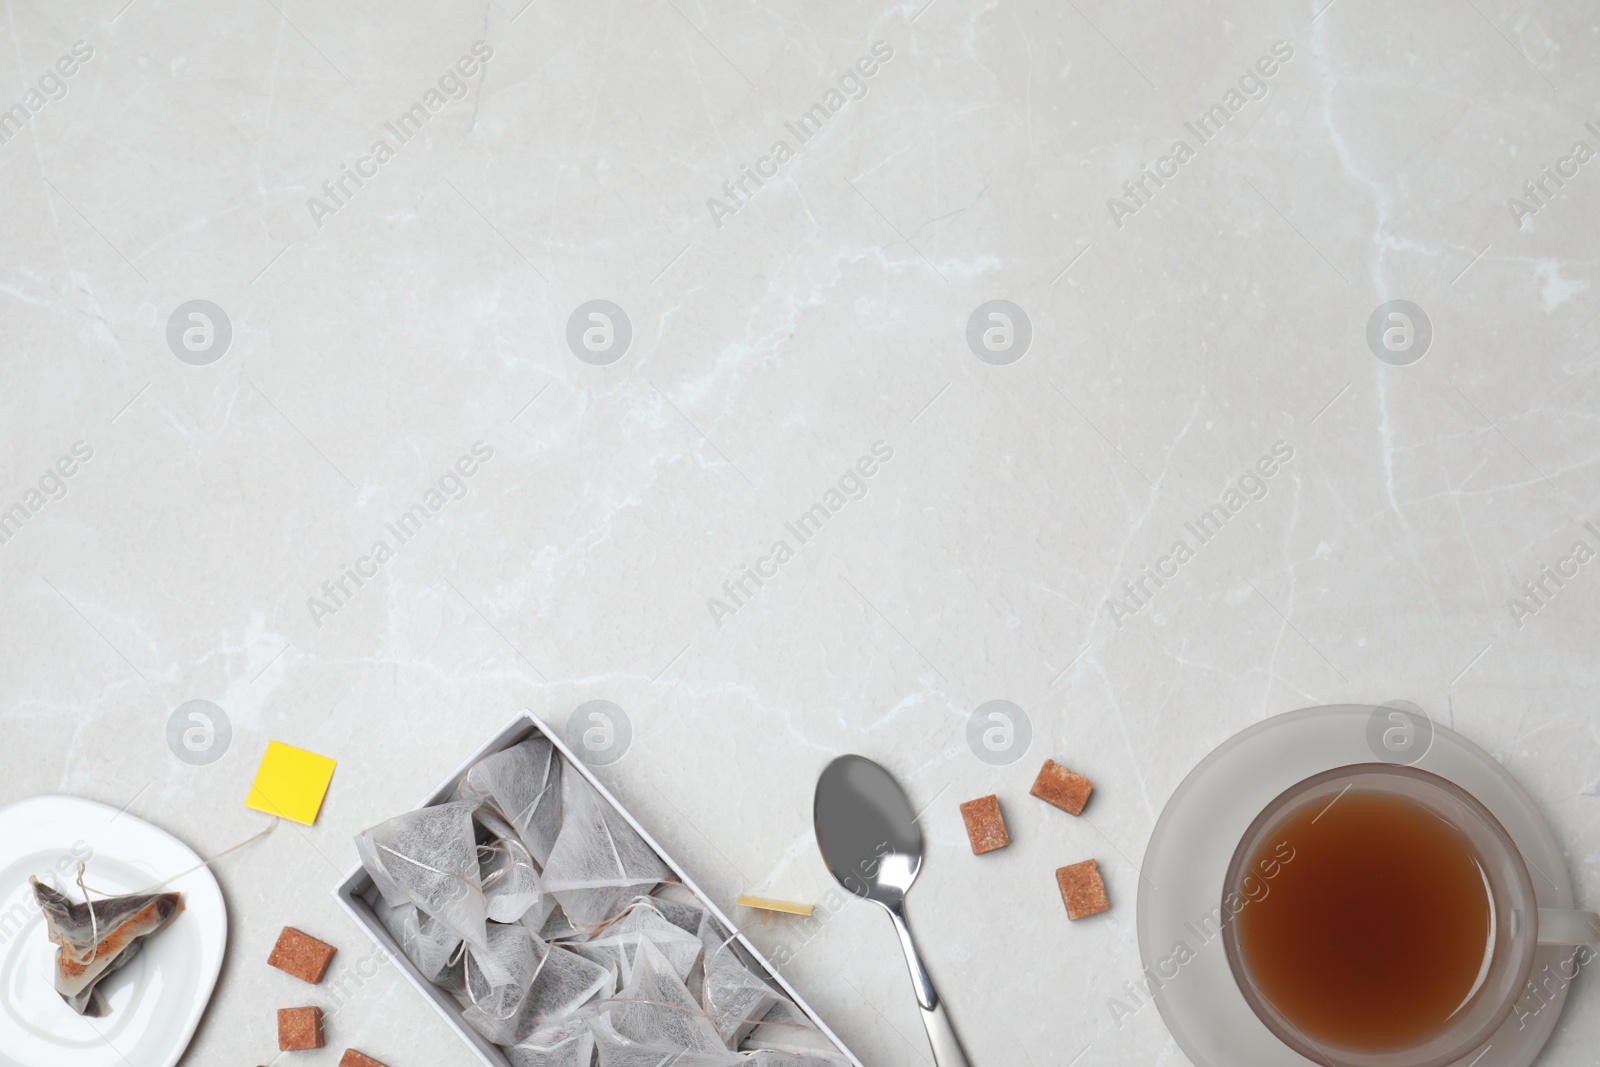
[735, 895, 814, 916]
[245, 741, 337, 826]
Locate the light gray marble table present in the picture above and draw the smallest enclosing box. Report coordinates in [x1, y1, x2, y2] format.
[3, 1, 1597, 1065]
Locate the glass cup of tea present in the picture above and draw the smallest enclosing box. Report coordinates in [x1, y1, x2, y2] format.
[1220, 763, 1600, 1067]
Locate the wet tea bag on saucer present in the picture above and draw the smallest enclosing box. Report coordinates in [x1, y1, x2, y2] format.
[29, 876, 185, 1017]
[541, 772, 668, 928]
[356, 800, 488, 950]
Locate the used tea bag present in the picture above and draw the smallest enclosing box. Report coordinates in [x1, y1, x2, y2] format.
[697, 914, 779, 1048]
[356, 800, 489, 950]
[29, 876, 184, 1017]
[464, 937, 611, 1045]
[481, 839, 546, 924]
[377, 898, 461, 983]
[541, 772, 668, 928]
[458, 737, 564, 866]
[569, 901, 703, 983]
[506, 1016, 595, 1067]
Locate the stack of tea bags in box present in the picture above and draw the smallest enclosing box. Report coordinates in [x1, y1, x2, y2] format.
[356, 735, 851, 1066]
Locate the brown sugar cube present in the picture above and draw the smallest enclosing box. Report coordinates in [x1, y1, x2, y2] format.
[268, 926, 338, 984]
[958, 795, 1011, 855]
[1030, 759, 1094, 815]
[339, 1051, 389, 1067]
[278, 1006, 325, 1051]
[1056, 859, 1111, 920]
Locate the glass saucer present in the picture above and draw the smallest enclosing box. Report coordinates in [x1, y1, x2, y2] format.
[1137, 704, 1578, 1067]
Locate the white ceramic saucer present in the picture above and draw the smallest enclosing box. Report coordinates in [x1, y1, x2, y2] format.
[0, 795, 226, 1067]
[1137, 704, 1581, 1067]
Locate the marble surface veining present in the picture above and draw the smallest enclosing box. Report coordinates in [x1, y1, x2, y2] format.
[2, 0, 1598, 1064]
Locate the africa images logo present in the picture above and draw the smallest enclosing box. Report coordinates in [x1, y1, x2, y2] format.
[0, 40, 94, 149]
[1105, 41, 1294, 230]
[706, 441, 893, 627]
[305, 42, 492, 230]
[306, 442, 494, 627]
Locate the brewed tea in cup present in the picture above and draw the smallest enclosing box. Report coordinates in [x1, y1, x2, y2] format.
[1221, 764, 1598, 1067]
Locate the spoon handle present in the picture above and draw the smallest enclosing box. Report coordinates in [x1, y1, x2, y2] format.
[887, 905, 972, 1067]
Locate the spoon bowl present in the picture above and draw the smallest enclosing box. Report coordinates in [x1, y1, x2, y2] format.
[814, 754, 922, 908]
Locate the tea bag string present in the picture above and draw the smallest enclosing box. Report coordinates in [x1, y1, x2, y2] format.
[444, 941, 487, 1018]
[448, 937, 550, 1021]
[377, 843, 486, 903]
[74, 864, 101, 965]
[576, 894, 662, 939]
[563, 887, 683, 940]
[64, 819, 278, 963]
[150, 818, 278, 889]
[446, 941, 476, 1008]
[496, 937, 555, 1019]
[700, 925, 745, 1018]
[476, 840, 536, 892]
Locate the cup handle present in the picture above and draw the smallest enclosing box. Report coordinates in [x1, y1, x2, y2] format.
[1537, 908, 1600, 946]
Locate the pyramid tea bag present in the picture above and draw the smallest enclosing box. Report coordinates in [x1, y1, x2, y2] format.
[356, 800, 489, 950]
[481, 839, 546, 924]
[516, 892, 558, 937]
[606, 939, 727, 1055]
[589, 1013, 742, 1067]
[569, 901, 703, 984]
[29, 876, 184, 1017]
[536, 902, 578, 941]
[462, 923, 542, 1024]
[506, 1016, 595, 1067]
[740, 1000, 852, 1064]
[470, 804, 522, 850]
[377, 898, 462, 983]
[645, 890, 706, 935]
[741, 1053, 851, 1067]
[697, 914, 779, 1048]
[463, 938, 611, 1046]
[541, 772, 668, 928]
[458, 737, 564, 866]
